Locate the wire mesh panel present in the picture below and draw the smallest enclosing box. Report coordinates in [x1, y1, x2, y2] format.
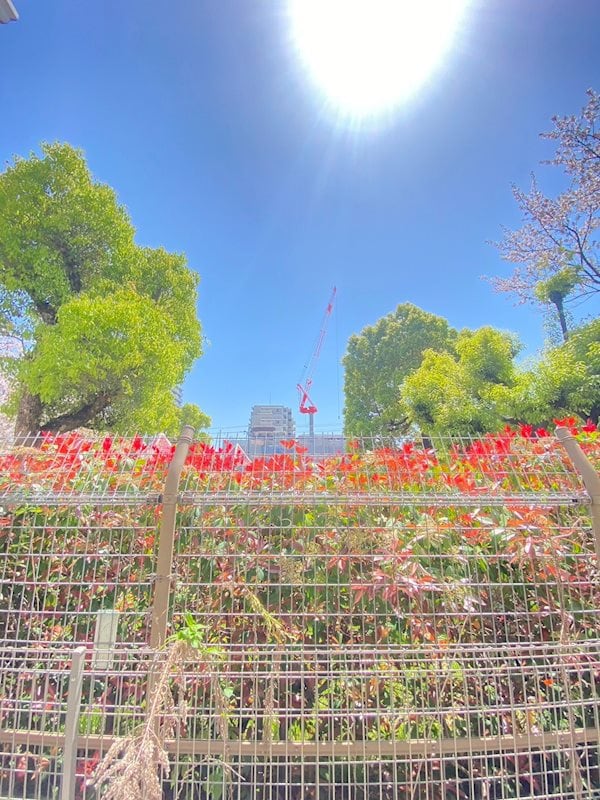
[177, 429, 593, 504]
[3, 641, 600, 799]
[0, 427, 598, 799]
[0, 645, 154, 799]
[0, 646, 69, 799]
[0, 432, 173, 505]
[0, 433, 172, 646]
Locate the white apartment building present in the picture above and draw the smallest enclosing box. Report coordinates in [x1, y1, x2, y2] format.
[248, 405, 295, 439]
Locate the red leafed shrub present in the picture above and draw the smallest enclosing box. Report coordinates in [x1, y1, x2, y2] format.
[0, 426, 599, 799]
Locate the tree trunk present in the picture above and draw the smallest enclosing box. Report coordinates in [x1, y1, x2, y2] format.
[14, 391, 112, 440]
[14, 390, 44, 444]
[552, 295, 569, 342]
[43, 394, 111, 433]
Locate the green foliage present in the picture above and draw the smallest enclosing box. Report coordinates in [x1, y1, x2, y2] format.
[0, 143, 209, 434]
[507, 319, 600, 423]
[25, 289, 182, 403]
[0, 143, 134, 315]
[401, 327, 519, 434]
[0, 287, 34, 346]
[343, 303, 456, 435]
[179, 403, 211, 437]
[458, 326, 519, 386]
[533, 267, 580, 307]
[346, 296, 598, 436]
[533, 267, 579, 341]
[401, 320, 599, 433]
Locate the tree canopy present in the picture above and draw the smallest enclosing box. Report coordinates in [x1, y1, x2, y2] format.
[401, 317, 600, 436]
[343, 303, 456, 435]
[345, 300, 599, 438]
[0, 143, 209, 436]
[400, 327, 520, 435]
[505, 319, 600, 425]
[493, 89, 600, 330]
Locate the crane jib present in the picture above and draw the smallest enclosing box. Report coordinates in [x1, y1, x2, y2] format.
[297, 287, 337, 428]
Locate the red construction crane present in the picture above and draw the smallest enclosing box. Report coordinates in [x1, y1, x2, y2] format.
[297, 286, 337, 437]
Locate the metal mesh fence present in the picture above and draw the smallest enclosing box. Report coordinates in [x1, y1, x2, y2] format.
[0, 426, 598, 799]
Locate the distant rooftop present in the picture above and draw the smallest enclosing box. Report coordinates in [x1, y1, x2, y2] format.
[0, 0, 17, 23]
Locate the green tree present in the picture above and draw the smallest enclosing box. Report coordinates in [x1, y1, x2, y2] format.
[343, 303, 456, 435]
[400, 326, 520, 435]
[533, 267, 579, 342]
[505, 319, 600, 424]
[401, 321, 600, 434]
[0, 143, 209, 435]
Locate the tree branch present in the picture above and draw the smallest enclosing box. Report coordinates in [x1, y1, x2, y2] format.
[43, 393, 112, 432]
[33, 299, 57, 325]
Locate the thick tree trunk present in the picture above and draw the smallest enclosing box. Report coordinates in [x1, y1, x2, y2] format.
[14, 390, 44, 444]
[43, 394, 111, 433]
[14, 391, 112, 440]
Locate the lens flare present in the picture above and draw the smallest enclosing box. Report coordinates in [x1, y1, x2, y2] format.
[289, 0, 470, 119]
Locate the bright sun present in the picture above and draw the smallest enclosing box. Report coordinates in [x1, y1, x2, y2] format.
[289, 0, 470, 119]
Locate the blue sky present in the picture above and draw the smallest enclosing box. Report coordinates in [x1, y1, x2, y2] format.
[1, 1, 599, 432]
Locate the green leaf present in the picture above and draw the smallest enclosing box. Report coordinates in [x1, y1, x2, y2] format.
[0, 143, 210, 435]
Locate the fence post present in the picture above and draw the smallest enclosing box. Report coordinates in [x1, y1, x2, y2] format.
[555, 426, 600, 561]
[149, 425, 195, 650]
[61, 646, 86, 800]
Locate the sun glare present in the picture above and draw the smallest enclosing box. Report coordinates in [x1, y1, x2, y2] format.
[289, 0, 470, 120]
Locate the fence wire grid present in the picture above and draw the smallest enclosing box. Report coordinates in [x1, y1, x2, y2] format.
[0, 426, 599, 800]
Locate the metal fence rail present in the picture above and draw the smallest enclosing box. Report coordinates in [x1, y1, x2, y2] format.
[1, 641, 600, 798]
[0, 426, 598, 799]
